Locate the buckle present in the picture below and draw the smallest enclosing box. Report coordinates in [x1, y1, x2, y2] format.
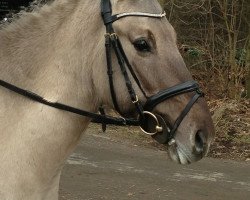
[132, 95, 139, 104]
[104, 33, 118, 40]
[110, 33, 118, 39]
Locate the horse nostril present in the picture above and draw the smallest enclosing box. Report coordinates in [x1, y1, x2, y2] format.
[195, 131, 206, 155]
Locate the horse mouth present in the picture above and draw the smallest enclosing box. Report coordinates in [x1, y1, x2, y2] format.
[168, 139, 208, 165]
[137, 112, 209, 165]
[168, 143, 192, 165]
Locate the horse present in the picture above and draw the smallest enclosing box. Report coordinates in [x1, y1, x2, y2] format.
[0, 0, 215, 199]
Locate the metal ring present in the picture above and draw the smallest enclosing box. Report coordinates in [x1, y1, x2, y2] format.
[139, 111, 163, 136]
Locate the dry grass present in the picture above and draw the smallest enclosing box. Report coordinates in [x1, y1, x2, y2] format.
[208, 99, 250, 161]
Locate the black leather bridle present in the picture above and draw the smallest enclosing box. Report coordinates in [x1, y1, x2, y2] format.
[100, 0, 204, 144]
[0, 0, 204, 145]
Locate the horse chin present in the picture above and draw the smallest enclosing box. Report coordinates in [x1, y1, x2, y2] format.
[167, 140, 205, 165]
[168, 143, 192, 165]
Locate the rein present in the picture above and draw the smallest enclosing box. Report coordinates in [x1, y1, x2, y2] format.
[0, 0, 204, 145]
[0, 80, 139, 126]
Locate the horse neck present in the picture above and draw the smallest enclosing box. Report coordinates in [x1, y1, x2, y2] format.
[0, 0, 105, 110]
[0, 2, 106, 195]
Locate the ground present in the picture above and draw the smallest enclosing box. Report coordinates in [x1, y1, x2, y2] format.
[59, 129, 250, 200]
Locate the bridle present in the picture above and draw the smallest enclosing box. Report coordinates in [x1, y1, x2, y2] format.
[100, 0, 204, 144]
[0, 0, 204, 145]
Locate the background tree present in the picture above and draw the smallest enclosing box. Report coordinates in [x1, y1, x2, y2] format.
[247, 36, 250, 98]
[159, 0, 249, 99]
[245, 2, 250, 98]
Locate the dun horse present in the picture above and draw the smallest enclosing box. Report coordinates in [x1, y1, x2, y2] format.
[0, 0, 215, 199]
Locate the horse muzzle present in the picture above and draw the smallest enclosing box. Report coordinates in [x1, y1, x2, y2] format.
[138, 81, 204, 146]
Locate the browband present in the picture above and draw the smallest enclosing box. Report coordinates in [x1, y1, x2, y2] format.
[103, 11, 166, 25]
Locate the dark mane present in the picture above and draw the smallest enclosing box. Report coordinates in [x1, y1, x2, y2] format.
[0, 0, 53, 27]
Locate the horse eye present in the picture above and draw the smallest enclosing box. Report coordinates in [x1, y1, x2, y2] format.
[133, 39, 151, 52]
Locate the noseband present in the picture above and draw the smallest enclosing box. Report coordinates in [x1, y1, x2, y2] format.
[0, 0, 204, 145]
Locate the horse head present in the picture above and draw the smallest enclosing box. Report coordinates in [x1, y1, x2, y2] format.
[96, 0, 215, 164]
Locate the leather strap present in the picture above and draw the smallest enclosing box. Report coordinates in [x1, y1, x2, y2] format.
[110, 35, 145, 120]
[116, 38, 148, 98]
[104, 32, 121, 113]
[144, 81, 203, 111]
[0, 80, 139, 126]
[168, 93, 203, 141]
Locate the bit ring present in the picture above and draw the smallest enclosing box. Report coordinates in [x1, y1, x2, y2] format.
[139, 111, 163, 136]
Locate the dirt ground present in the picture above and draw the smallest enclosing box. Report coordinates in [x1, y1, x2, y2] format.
[60, 104, 250, 199]
[59, 131, 250, 200]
